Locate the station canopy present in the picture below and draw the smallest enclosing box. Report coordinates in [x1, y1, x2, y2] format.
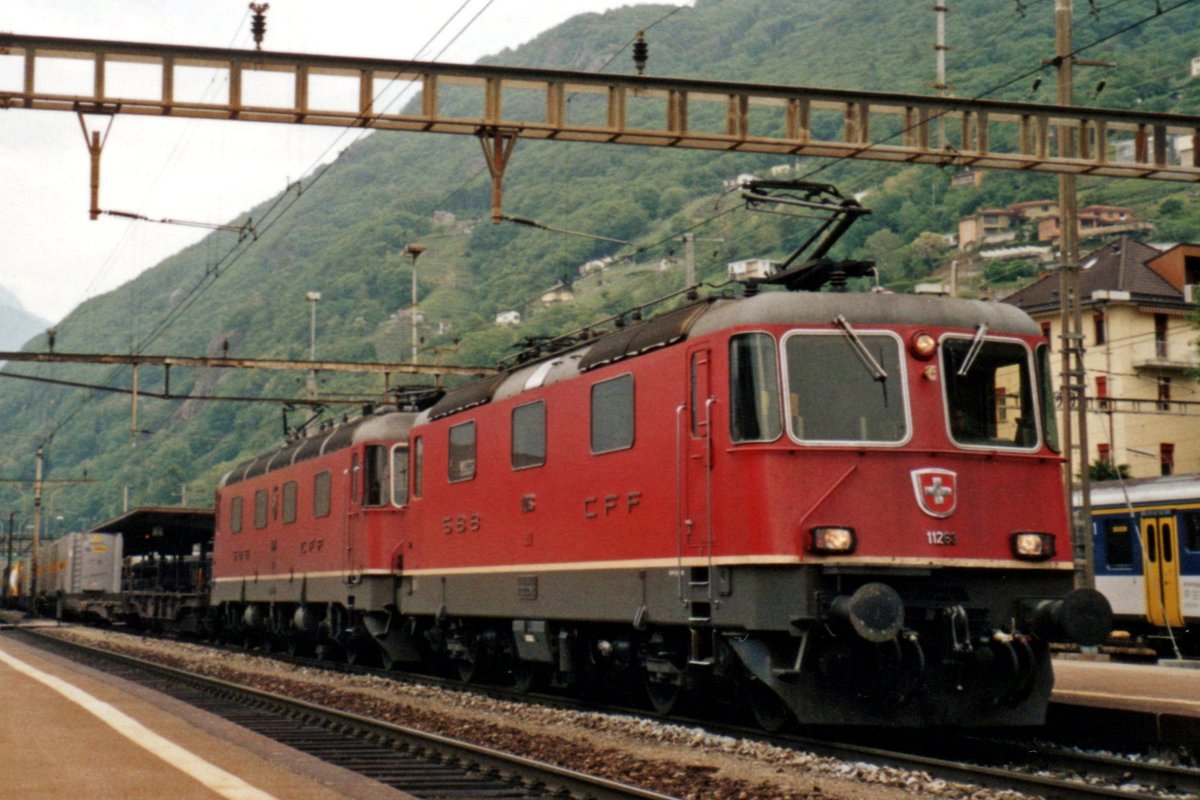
[88, 506, 214, 557]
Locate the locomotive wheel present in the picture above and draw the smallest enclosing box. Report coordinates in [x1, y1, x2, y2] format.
[745, 677, 793, 733]
[455, 657, 479, 684]
[644, 673, 682, 716]
[511, 661, 542, 693]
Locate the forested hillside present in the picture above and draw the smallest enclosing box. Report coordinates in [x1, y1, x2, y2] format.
[4, 0, 1200, 528]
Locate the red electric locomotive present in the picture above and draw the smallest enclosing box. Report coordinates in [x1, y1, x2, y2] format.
[213, 184, 1110, 728]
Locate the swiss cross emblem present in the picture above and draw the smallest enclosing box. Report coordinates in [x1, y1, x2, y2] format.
[912, 468, 958, 519]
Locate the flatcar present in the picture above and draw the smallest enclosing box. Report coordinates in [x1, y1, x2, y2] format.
[212, 286, 1111, 728]
[1089, 473, 1200, 655]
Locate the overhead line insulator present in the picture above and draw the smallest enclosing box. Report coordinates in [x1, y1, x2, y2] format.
[250, 3, 269, 51]
[633, 31, 648, 75]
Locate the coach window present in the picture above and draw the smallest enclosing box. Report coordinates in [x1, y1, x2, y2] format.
[413, 437, 424, 498]
[449, 421, 476, 482]
[282, 481, 297, 524]
[391, 445, 409, 506]
[1185, 511, 1200, 553]
[942, 337, 1037, 449]
[254, 489, 268, 530]
[363, 444, 389, 506]
[230, 496, 243, 533]
[313, 470, 331, 518]
[1104, 520, 1134, 568]
[729, 332, 781, 442]
[591, 374, 634, 453]
[512, 400, 546, 469]
[784, 331, 907, 444]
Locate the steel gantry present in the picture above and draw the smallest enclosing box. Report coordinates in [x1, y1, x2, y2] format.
[3, 32, 1200, 222]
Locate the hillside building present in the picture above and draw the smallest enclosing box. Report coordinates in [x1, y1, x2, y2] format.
[1003, 237, 1200, 478]
[958, 209, 1018, 249]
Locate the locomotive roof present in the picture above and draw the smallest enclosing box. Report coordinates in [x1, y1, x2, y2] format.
[220, 411, 416, 487]
[419, 290, 1039, 424]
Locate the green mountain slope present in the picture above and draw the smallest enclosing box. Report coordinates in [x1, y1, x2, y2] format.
[3, 0, 1200, 528]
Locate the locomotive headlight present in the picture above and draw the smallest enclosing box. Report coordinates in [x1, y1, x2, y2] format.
[809, 526, 857, 554]
[1011, 532, 1056, 560]
[909, 331, 937, 360]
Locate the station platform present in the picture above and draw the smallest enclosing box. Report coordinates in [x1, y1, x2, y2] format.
[1053, 656, 1200, 718]
[0, 631, 409, 800]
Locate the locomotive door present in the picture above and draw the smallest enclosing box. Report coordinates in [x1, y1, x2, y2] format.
[682, 347, 713, 553]
[344, 451, 363, 582]
[1140, 514, 1184, 628]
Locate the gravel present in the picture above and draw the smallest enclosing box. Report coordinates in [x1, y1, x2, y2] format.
[42, 625, 1038, 800]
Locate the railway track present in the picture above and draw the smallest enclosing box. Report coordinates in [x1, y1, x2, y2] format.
[5, 627, 676, 800]
[14, 624, 1200, 800]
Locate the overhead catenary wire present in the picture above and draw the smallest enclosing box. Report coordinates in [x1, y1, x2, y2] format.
[26, 1, 498, 451]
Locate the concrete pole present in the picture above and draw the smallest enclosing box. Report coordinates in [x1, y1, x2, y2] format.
[1054, 0, 1094, 588]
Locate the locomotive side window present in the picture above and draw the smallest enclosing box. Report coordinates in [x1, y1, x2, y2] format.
[313, 471, 331, 518]
[783, 332, 906, 443]
[729, 332, 781, 442]
[282, 481, 297, 524]
[1036, 345, 1060, 452]
[391, 445, 409, 506]
[512, 400, 547, 469]
[1186, 511, 1200, 552]
[449, 421, 477, 482]
[413, 437, 423, 498]
[1104, 520, 1134, 568]
[591, 374, 635, 453]
[942, 337, 1037, 449]
[253, 489, 268, 529]
[230, 496, 243, 534]
[363, 444, 389, 506]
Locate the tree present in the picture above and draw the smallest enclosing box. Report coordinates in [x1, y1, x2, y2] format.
[1087, 460, 1131, 482]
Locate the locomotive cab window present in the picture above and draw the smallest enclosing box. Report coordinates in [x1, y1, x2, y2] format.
[730, 332, 782, 442]
[591, 374, 634, 453]
[363, 444, 389, 506]
[391, 445, 409, 506]
[783, 331, 907, 444]
[1036, 344, 1060, 452]
[942, 336, 1038, 449]
[230, 496, 243, 534]
[449, 421, 476, 482]
[512, 400, 546, 469]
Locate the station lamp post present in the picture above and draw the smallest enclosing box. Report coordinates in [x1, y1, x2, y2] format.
[403, 243, 427, 363]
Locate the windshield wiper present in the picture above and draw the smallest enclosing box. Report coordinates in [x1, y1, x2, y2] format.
[956, 323, 989, 377]
[833, 314, 887, 382]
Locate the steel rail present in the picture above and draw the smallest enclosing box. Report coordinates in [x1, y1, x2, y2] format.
[10, 627, 677, 800]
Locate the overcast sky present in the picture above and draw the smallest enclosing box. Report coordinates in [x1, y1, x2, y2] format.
[0, 1, 689, 324]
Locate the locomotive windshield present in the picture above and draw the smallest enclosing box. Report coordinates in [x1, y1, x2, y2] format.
[941, 337, 1038, 449]
[783, 331, 908, 444]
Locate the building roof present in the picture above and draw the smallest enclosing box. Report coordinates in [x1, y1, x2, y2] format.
[1002, 237, 1185, 314]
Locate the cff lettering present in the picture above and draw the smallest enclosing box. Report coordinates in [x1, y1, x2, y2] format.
[584, 491, 642, 519]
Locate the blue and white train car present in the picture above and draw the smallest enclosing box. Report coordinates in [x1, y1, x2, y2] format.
[1088, 474, 1200, 654]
